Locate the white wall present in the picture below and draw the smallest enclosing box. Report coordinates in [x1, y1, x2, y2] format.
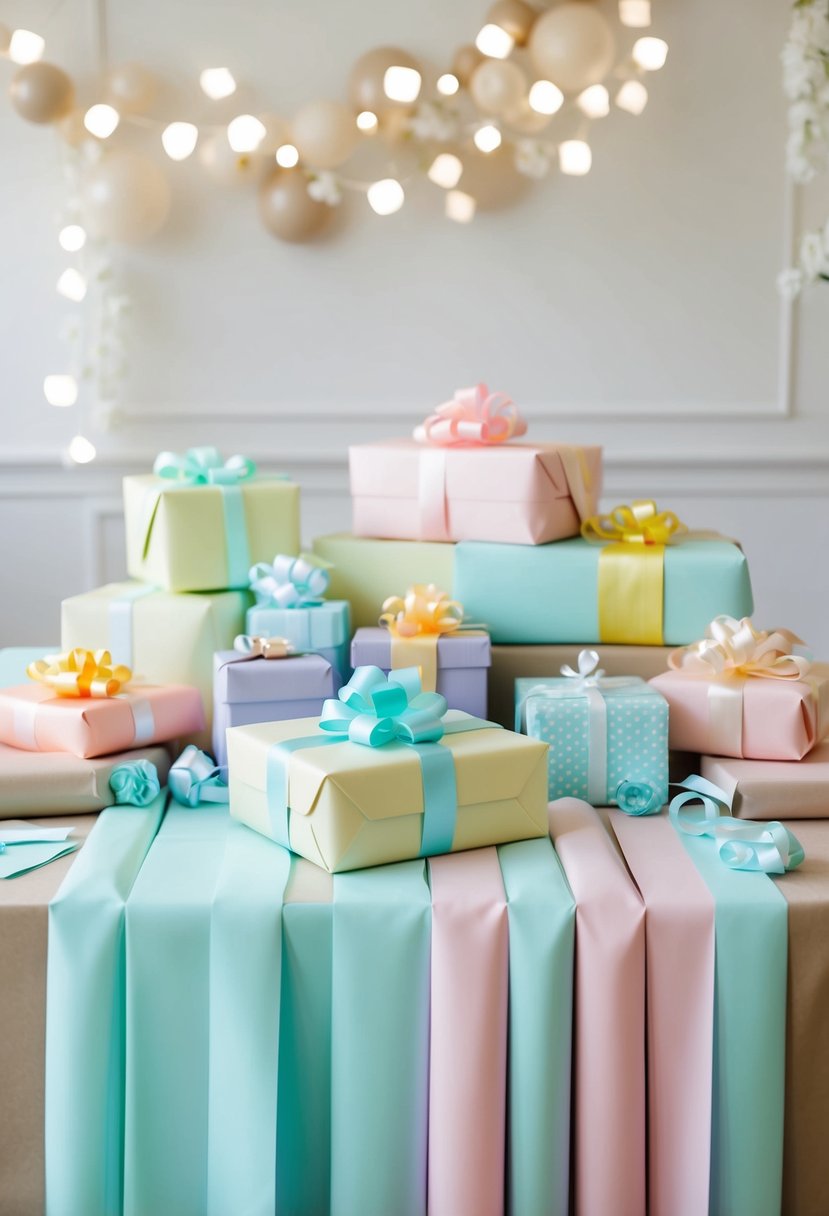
[1, 0, 828, 648]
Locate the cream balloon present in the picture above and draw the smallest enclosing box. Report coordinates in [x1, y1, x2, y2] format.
[486, 0, 538, 46]
[106, 62, 158, 114]
[349, 46, 420, 115]
[470, 59, 527, 117]
[9, 62, 74, 124]
[82, 152, 171, 243]
[529, 4, 615, 93]
[258, 167, 329, 242]
[291, 99, 358, 169]
[452, 44, 484, 87]
[199, 132, 262, 185]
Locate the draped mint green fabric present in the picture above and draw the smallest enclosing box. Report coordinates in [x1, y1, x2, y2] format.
[331, 861, 432, 1216]
[45, 794, 167, 1216]
[498, 837, 575, 1216]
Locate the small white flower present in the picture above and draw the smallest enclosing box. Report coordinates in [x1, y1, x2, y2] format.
[514, 139, 554, 179]
[777, 267, 804, 300]
[407, 101, 461, 143]
[307, 172, 342, 207]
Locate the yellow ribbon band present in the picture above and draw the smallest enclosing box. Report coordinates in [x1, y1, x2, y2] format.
[27, 648, 132, 698]
[379, 584, 464, 693]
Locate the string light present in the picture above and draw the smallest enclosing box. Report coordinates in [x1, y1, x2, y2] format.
[43, 374, 78, 407]
[67, 435, 96, 464]
[528, 80, 564, 116]
[445, 190, 476, 223]
[616, 79, 648, 114]
[356, 110, 378, 132]
[383, 65, 422, 103]
[632, 37, 668, 70]
[619, 1, 651, 27]
[227, 114, 266, 153]
[275, 143, 299, 167]
[428, 152, 463, 189]
[559, 139, 592, 176]
[475, 24, 514, 59]
[56, 268, 87, 302]
[367, 178, 405, 215]
[161, 122, 198, 160]
[473, 124, 502, 153]
[199, 67, 236, 100]
[84, 104, 120, 138]
[436, 73, 460, 96]
[577, 84, 610, 118]
[58, 224, 86, 253]
[8, 29, 45, 65]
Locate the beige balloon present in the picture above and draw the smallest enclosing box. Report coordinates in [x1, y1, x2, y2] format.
[56, 108, 88, 147]
[258, 112, 291, 156]
[452, 44, 484, 87]
[82, 152, 171, 243]
[529, 4, 615, 92]
[470, 59, 527, 117]
[457, 142, 530, 211]
[292, 99, 358, 169]
[199, 133, 262, 186]
[10, 63, 74, 124]
[258, 168, 329, 243]
[349, 46, 420, 115]
[0, 23, 11, 55]
[486, 0, 538, 46]
[106, 62, 158, 114]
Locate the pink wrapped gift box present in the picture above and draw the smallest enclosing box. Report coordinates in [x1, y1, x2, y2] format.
[650, 664, 829, 760]
[0, 684, 204, 759]
[702, 745, 829, 819]
[349, 439, 602, 545]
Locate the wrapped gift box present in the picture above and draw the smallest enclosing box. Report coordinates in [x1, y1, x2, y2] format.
[351, 627, 490, 718]
[245, 601, 350, 684]
[516, 675, 669, 807]
[651, 663, 829, 760]
[0, 683, 203, 759]
[313, 533, 456, 628]
[349, 439, 602, 545]
[701, 746, 829, 819]
[212, 650, 338, 767]
[0, 743, 171, 816]
[454, 537, 753, 645]
[61, 583, 249, 746]
[124, 472, 299, 593]
[227, 711, 548, 872]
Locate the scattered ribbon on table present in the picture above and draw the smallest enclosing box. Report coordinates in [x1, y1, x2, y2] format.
[27, 649, 131, 698]
[413, 383, 527, 447]
[249, 553, 329, 608]
[169, 745, 229, 808]
[379, 584, 467, 692]
[669, 775, 804, 873]
[109, 758, 161, 806]
[233, 634, 298, 660]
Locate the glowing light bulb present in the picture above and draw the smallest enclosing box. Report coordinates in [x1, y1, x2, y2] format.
[632, 37, 668, 70]
[475, 23, 514, 59]
[473, 124, 502, 153]
[616, 79, 648, 114]
[56, 268, 87, 302]
[528, 80, 564, 116]
[428, 152, 463, 189]
[227, 114, 266, 153]
[84, 104, 120, 138]
[58, 224, 86, 253]
[437, 73, 460, 97]
[445, 190, 476, 223]
[383, 65, 422, 103]
[275, 143, 299, 167]
[577, 84, 610, 118]
[161, 122, 198, 161]
[199, 67, 236, 100]
[67, 435, 96, 464]
[356, 110, 378, 132]
[559, 139, 592, 176]
[367, 178, 405, 216]
[619, 0, 651, 27]
[43, 374, 78, 407]
[8, 29, 45, 64]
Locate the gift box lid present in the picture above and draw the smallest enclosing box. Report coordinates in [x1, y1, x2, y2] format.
[214, 650, 334, 705]
[350, 627, 491, 671]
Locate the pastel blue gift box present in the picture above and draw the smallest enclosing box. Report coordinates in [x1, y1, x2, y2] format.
[515, 674, 669, 808]
[245, 601, 351, 684]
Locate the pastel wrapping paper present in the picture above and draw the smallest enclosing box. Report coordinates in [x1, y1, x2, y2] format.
[454, 537, 753, 645]
[246, 600, 351, 683]
[607, 810, 715, 1216]
[547, 798, 646, 1216]
[331, 860, 431, 1216]
[651, 664, 829, 760]
[427, 849, 508, 1216]
[351, 626, 491, 718]
[702, 745, 829, 819]
[313, 533, 456, 629]
[45, 796, 167, 1216]
[61, 582, 250, 746]
[0, 742, 171, 816]
[349, 439, 602, 545]
[124, 473, 300, 592]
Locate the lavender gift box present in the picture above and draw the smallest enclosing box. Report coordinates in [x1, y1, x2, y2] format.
[212, 650, 339, 767]
[349, 627, 491, 719]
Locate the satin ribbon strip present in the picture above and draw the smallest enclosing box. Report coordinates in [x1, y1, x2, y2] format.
[669, 775, 805, 873]
[232, 634, 297, 660]
[109, 583, 157, 668]
[380, 584, 465, 693]
[249, 553, 329, 608]
[169, 746, 229, 807]
[413, 383, 527, 446]
[28, 648, 131, 698]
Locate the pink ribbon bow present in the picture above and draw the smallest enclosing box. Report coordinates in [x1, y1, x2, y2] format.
[413, 383, 527, 447]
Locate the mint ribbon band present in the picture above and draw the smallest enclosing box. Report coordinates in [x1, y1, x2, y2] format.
[670, 774, 805, 873]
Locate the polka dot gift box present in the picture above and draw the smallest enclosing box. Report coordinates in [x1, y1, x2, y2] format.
[515, 649, 669, 811]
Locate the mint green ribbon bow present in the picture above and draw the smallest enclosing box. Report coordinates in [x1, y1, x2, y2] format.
[153, 446, 256, 486]
[669, 774, 805, 873]
[319, 665, 448, 748]
[109, 758, 161, 807]
[249, 553, 329, 608]
[169, 745, 229, 808]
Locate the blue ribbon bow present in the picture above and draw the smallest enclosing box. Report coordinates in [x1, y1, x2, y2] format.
[669, 775, 804, 873]
[109, 758, 161, 806]
[169, 746, 230, 808]
[153, 446, 256, 486]
[249, 553, 329, 608]
[319, 665, 447, 748]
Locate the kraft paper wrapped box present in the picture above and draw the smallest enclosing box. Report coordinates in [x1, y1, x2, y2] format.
[351, 627, 490, 718]
[123, 459, 300, 592]
[0, 742, 171, 816]
[454, 537, 753, 645]
[349, 439, 602, 545]
[701, 746, 829, 819]
[212, 650, 338, 767]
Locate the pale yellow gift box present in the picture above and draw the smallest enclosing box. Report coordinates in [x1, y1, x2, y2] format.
[228, 710, 549, 873]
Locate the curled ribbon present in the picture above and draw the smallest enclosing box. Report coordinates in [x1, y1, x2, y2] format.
[249, 553, 329, 608]
[319, 665, 447, 748]
[109, 759, 161, 807]
[169, 745, 229, 808]
[668, 616, 811, 680]
[615, 779, 663, 817]
[153, 446, 256, 486]
[27, 649, 131, 699]
[379, 584, 464, 638]
[413, 383, 528, 447]
[670, 775, 804, 873]
[234, 634, 297, 660]
[581, 499, 686, 546]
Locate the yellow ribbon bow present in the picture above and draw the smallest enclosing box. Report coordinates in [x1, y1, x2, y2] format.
[379, 585, 464, 638]
[669, 616, 811, 680]
[27, 649, 132, 698]
[581, 499, 687, 546]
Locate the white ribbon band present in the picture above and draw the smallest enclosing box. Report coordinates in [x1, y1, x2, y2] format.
[707, 680, 746, 756]
[109, 584, 157, 668]
[12, 699, 39, 749]
[417, 447, 449, 541]
[127, 695, 155, 746]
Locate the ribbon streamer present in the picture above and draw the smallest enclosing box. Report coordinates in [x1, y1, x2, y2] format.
[413, 383, 527, 447]
[233, 634, 297, 660]
[249, 553, 330, 608]
[27, 649, 131, 698]
[669, 775, 804, 874]
[109, 759, 161, 806]
[668, 615, 811, 680]
[153, 446, 256, 486]
[169, 746, 229, 808]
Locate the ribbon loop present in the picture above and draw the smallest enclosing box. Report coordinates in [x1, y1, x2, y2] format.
[669, 775, 804, 873]
[413, 383, 528, 447]
[581, 499, 686, 546]
[249, 553, 330, 608]
[169, 745, 229, 807]
[669, 615, 812, 681]
[233, 634, 297, 660]
[27, 649, 132, 699]
[153, 446, 256, 486]
[319, 665, 448, 748]
[379, 584, 464, 638]
[560, 648, 604, 686]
